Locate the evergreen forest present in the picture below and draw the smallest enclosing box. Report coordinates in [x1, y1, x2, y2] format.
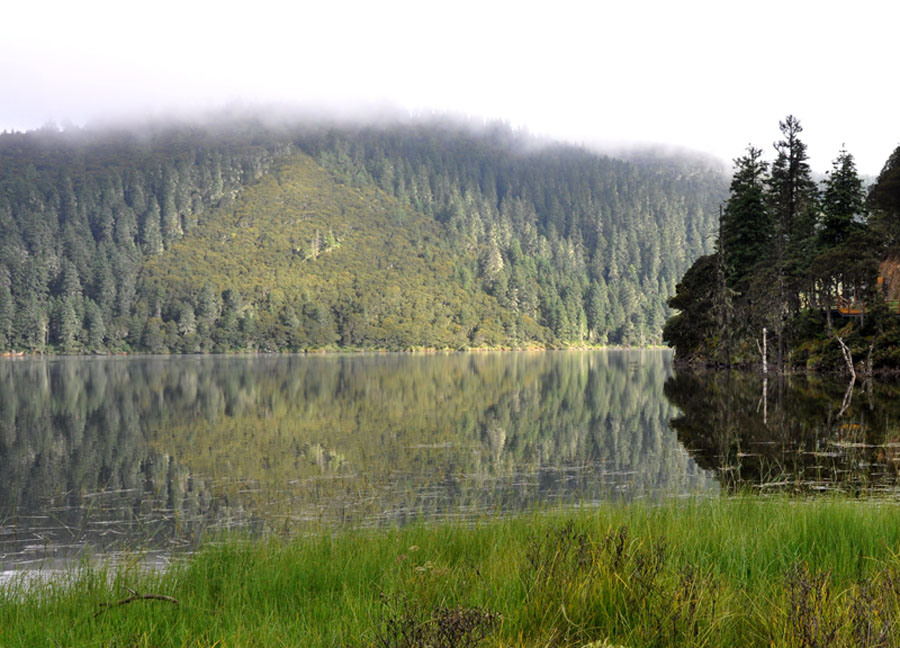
[0, 118, 727, 353]
[664, 116, 900, 372]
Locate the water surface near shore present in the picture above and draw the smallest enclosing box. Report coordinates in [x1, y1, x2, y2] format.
[1, 350, 715, 573]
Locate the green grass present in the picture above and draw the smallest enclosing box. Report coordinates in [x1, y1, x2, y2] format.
[4, 496, 900, 647]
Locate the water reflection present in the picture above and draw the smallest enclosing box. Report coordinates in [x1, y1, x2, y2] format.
[666, 371, 900, 492]
[0, 351, 713, 571]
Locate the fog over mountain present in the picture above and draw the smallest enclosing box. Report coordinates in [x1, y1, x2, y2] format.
[2, 0, 897, 175]
[0, 116, 729, 353]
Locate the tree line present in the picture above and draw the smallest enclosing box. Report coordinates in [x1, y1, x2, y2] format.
[0, 123, 281, 353]
[664, 116, 900, 372]
[293, 123, 725, 348]
[0, 118, 727, 353]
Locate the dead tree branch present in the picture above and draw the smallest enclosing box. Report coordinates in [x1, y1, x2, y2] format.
[94, 587, 179, 618]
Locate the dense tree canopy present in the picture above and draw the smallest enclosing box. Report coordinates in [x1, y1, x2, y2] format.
[665, 117, 900, 372]
[868, 145, 900, 243]
[720, 146, 770, 294]
[0, 119, 727, 353]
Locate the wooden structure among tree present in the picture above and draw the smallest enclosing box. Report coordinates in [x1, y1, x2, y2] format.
[837, 260, 900, 316]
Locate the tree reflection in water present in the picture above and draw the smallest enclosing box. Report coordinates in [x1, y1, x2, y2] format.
[665, 370, 900, 492]
[1, 352, 716, 570]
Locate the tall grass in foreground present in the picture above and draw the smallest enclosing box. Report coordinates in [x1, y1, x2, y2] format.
[3, 496, 900, 647]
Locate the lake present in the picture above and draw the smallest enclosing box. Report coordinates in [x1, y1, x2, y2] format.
[668, 370, 900, 493]
[2, 351, 899, 575]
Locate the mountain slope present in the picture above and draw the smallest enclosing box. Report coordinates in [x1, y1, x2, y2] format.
[0, 119, 728, 353]
[297, 124, 726, 345]
[140, 152, 526, 351]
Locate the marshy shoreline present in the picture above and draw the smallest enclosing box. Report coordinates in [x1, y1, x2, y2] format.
[3, 496, 900, 647]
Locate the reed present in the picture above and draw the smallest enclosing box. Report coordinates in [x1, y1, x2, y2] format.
[3, 496, 900, 647]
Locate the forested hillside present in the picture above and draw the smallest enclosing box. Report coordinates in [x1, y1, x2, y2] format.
[0, 119, 727, 353]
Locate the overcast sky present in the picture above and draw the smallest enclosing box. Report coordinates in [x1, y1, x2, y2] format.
[2, 0, 897, 175]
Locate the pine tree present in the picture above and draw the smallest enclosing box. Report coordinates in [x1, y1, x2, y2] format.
[196, 282, 220, 331]
[766, 116, 819, 367]
[58, 260, 83, 300]
[142, 317, 166, 353]
[867, 145, 900, 245]
[820, 147, 865, 248]
[586, 280, 609, 341]
[17, 295, 47, 352]
[0, 283, 13, 350]
[768, 116, 819, 267]
[57, 298, 80, 352]
[161, 168, 182, 245]
[141, 199, 164, 255]
[83, 299, 106, 350]
[662, 254, 720, 364]
[720, 146, 770, 293]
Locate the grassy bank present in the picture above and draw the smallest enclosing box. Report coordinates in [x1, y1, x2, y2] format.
[4, 497, 900, 647]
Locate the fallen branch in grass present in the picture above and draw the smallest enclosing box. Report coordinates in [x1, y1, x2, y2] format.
[94, 586, 179, 618]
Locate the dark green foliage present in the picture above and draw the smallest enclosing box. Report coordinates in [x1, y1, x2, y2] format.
[665, 117, 899, 371]
[0, 125, 278, 354]
[0, 119, 727, 353]
[768, 116, 820, 258]
[767, 116, 821, 365]
[0, 283, 12, 351]
[720, 146, 770, 293]
[49, 297, 80, 352]
[83, 298, 106, 349]
[820, 147, 866, 248]
[662, 254, 721, 364]
[296, 123, 725, 346]
[868, 145, 900, 244]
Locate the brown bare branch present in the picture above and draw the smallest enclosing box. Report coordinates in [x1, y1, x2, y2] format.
[94, 592, 179, 618]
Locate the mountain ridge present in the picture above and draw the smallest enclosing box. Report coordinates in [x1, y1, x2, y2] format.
[0, 119, 728, 353]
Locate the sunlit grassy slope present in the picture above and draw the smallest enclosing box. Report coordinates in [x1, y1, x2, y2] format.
[141, 153, 541, 350]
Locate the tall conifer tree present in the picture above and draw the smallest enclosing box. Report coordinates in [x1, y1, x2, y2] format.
[766, 116, 819, 366]
[820, 147, 865, 248]
[868, 145, 900, 245]
[720, 146, 770, 294]
[768, 116, 819, 271]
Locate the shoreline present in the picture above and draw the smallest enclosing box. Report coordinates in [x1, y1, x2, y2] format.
[4, 496, 900, 647]
[0, 345, 673, 359]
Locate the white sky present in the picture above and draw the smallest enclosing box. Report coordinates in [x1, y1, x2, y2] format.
[2, 0, 897, 175]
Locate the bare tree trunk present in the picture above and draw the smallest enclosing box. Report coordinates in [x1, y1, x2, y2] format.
[838, 374, 855, 419]
[756, 328, 768, 425]
[832, 328, 856, 380]
[756, 327, 768, 374]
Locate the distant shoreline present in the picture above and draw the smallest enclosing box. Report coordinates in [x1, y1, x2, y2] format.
[0, 345, 673, 359]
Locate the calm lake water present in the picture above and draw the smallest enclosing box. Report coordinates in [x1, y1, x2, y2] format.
[2, 351, 899, 574]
